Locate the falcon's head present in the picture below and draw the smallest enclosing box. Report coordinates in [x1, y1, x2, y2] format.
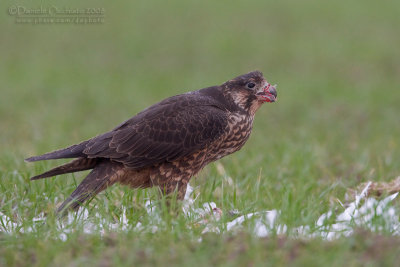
[222, 71, 277, 115]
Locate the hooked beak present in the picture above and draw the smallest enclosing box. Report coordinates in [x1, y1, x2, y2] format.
[256, 83, 277, 103]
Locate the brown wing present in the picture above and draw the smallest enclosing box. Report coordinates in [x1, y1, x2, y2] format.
[82, 93, 228, 169]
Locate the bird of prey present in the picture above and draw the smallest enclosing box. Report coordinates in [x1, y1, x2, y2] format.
[26, 71, 277, 215]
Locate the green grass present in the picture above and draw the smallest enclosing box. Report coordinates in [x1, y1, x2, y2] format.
[1, 0, 400, 265]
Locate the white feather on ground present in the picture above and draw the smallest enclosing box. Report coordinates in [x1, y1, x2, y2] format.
[1, 183, 399, 241]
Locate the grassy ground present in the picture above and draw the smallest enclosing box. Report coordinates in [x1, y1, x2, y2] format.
[1, 0, 400, 265]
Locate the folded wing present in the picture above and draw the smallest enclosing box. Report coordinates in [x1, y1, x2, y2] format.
[83, 95, 228, 169]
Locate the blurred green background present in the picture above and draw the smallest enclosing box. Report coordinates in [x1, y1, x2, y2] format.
[2, 0, 400, 190]
[1, 0, 400, 265]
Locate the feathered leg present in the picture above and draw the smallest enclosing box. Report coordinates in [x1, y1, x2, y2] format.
[162, 180, 188, 200]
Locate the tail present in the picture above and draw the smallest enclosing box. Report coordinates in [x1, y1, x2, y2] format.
[30, 157, 98, 180]
[56, 161, 121, 216]
[25, 141, 89, 162]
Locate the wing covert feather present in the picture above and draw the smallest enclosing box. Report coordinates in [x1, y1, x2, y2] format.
[83, 95, 228, 169]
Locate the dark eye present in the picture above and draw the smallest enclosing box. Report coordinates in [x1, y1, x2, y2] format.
[246, 82, 255, 89]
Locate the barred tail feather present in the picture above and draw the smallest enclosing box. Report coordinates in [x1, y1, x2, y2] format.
[56, 162, 119, 216]
[25, 141, 89, 162]
[30, 157, 98, 180]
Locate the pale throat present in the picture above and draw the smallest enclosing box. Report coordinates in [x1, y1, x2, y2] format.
[230, 91, 262, 116]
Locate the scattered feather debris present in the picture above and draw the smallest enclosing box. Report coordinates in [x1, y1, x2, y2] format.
[1, 181, 400, 241]
[346, 176, 400, 201]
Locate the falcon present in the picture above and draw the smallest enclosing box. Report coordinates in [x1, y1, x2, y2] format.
[26, 71, 277, 214]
